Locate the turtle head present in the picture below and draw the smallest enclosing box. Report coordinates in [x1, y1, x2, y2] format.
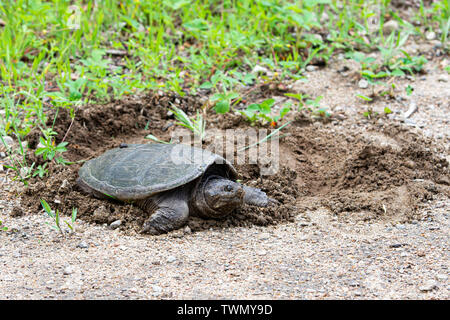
[192, 176, 244, 218]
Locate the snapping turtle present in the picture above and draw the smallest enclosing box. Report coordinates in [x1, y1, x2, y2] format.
[77, 143, 271, 234]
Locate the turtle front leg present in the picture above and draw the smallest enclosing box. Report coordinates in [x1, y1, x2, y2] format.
[139, 190, 190, 235]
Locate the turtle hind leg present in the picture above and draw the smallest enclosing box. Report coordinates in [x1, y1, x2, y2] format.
[138, 189, 190, 235]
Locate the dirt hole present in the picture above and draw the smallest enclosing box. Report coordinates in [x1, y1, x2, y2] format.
[20, 93, 449, 234]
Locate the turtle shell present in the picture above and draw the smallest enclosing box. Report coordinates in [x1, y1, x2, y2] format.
[77, 143, 237, 201]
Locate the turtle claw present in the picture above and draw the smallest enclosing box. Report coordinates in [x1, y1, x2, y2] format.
[140, 224, 160, 235]
[242, 185, 273, 207]
[268, 197, 279, 206]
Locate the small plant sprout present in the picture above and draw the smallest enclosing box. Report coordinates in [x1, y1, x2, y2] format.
[40, 199, 77, 237]
[304, 95, 331, 118]
[35, 128, 69, 164]
[0, 220, 7, 231]
[145, 134, 172, 144]
[211, 91, 240, 114]
[356, 94, 373, 102]
[239, 99, 291, 126]
[169, 105, 206, 141]
[284, 93, 307, 111]
[363, 108, 378, 119]
[32, 163, 49, 179]
[405, 85, 414, 96]
[1, 134, 35, 185]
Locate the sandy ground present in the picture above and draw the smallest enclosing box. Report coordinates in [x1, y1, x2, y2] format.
[0, 39, 448, 300]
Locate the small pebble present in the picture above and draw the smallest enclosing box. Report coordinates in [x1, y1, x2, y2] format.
[256, 250, 267, 256]
[358, 79, 369, 89]
[419, 280, 438, 292]
[403, 103, 418, 119]
[60, 179, 69, 189]
[436, 274, 448, 281]
[1, 136, 14, 147]
[257, 233, 271, 240]
[152, 285, 162, 296]
[425, 31, 436, 41]
[76, 241, 89, 249]
[437, 74, 448, 82]
[348, 281, 359, 287]
[404, 119, 416, 127]
[63, 266, 74, 275]
[183, 226, 191, 234]
[252, 65, 269, 75]
[109, 220, 122, 229]
[167, 256, 177, 263]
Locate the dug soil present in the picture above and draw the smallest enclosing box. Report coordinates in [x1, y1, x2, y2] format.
[20, 93, 449, 234]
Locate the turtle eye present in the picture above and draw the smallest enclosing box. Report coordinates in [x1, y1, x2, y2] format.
[224, 185, 233, 192]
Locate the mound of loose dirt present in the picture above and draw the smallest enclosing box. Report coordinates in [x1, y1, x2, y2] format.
[19, 93, 449, 234]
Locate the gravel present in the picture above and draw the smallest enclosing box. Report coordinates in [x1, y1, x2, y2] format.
[1, 203, 448, 299]
[0, 42, 448, 299]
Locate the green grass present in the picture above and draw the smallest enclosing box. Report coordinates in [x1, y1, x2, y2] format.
[0, 0, 448, 183]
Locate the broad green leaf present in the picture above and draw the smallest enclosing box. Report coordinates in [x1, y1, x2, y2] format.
[259, 99, 275, 114]
[214, 101, 230, 114]
[246, 104, 261, 112]
[199, 82, 213, 89]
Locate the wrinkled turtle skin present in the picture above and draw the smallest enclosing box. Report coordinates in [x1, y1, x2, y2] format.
[77, 143, 271, 234]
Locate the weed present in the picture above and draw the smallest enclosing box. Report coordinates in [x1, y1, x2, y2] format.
[0, 220, 7, 231]
[0, 0, 445, 184]
[239, 99, 291, 126]
[40, 199, 77, 236]
[145, 134, 172, 144]
[169, 105, 206, 141]
[405, 85, 414, 96]
[363, 108, 377, 119]
[356, 94, 373, 102]
[35, 128, 69, 164]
